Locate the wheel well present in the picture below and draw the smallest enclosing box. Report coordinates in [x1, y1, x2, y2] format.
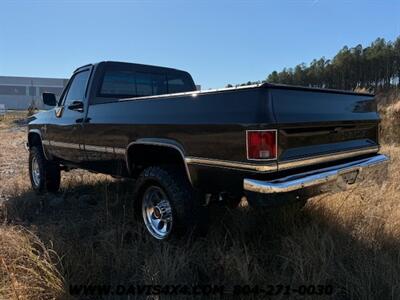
[127, 144, 191, 183]
[28, 132, 42, 148]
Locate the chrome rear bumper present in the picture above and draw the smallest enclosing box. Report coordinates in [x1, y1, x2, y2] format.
[244, 154, 389, 194]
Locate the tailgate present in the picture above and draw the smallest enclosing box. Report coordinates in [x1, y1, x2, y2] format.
[269, 88, 379, 169]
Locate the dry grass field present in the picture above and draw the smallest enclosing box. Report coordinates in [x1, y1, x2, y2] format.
[0, 93, 399, 299]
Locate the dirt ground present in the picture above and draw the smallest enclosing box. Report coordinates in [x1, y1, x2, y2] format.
[0, 125, 27, 202]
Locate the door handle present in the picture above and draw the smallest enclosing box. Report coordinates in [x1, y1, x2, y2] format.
[68, 100, 84, 112]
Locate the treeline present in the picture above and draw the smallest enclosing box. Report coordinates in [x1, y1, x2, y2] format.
[229, 37, 400, 91]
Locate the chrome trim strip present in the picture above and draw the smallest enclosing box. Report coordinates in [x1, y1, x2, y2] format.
[185, 157, 278, 172]
[125, 141, 192, 184]
[84, 144, 114, 153]
[278, 146, 379, 171]
[105, 147, 114, 154]
[118, 84, 261, 102]
[244, 154, 389, 194]
[114, 148, 126, 155]
[48, 143, 124, 155]
[51, 141, 80, 150]
[84, 145, 100, 152]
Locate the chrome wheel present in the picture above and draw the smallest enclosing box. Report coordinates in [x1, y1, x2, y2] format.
[142, 186, 173, 240]
[31, 156, 41, 187]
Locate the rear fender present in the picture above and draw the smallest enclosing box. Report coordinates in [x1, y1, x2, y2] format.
[125, 138, 193, 186]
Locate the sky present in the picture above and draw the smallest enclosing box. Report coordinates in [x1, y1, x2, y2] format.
[0, 0, 399, 89]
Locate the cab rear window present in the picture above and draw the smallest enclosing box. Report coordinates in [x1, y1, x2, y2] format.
[100, 71, 136, 97]
[99, 69, 191, 98]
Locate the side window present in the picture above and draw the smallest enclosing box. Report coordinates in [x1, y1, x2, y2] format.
[63, 70, 90, 106]
[152, 74, 168, 95]
[136, 72, 168, 96]
[135, 72, 153, 96]
[100, 71, 136, 97]
[167, 78, 185, 93]
[167, 74, 193, 93]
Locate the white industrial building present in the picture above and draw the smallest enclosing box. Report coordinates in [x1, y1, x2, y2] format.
[0, 76, 68, 110]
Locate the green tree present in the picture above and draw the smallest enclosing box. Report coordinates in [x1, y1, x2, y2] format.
[242, 36, 400, 91]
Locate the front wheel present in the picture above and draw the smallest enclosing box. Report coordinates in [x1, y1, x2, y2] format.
[134, 166, 207, 240]
[29, 146, 61, 193]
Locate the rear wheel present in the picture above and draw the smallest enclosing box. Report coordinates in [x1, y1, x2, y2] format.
[134, 166, 207, 240]
[142, 185, 174, 239]
[29, 146, 61, 193]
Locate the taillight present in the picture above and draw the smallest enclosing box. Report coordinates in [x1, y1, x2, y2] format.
[246, 130, 277, 160]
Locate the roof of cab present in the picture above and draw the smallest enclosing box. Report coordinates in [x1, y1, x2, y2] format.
[73, 61, 189, 74]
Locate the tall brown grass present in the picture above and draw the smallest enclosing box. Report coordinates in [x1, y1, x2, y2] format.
[380, 102, 400, 144]
[0, 226, 64, 299]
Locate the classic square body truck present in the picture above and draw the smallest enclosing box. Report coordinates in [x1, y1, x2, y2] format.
[27, 61, 388, 240]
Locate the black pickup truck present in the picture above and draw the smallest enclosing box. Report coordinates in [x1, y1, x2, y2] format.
[27, 61, 388, 240]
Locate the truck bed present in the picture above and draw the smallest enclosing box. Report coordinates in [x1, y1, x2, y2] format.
[113, 83, 379, 171]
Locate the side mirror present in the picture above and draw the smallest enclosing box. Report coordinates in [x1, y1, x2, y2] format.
[42, 93, 57, 107]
